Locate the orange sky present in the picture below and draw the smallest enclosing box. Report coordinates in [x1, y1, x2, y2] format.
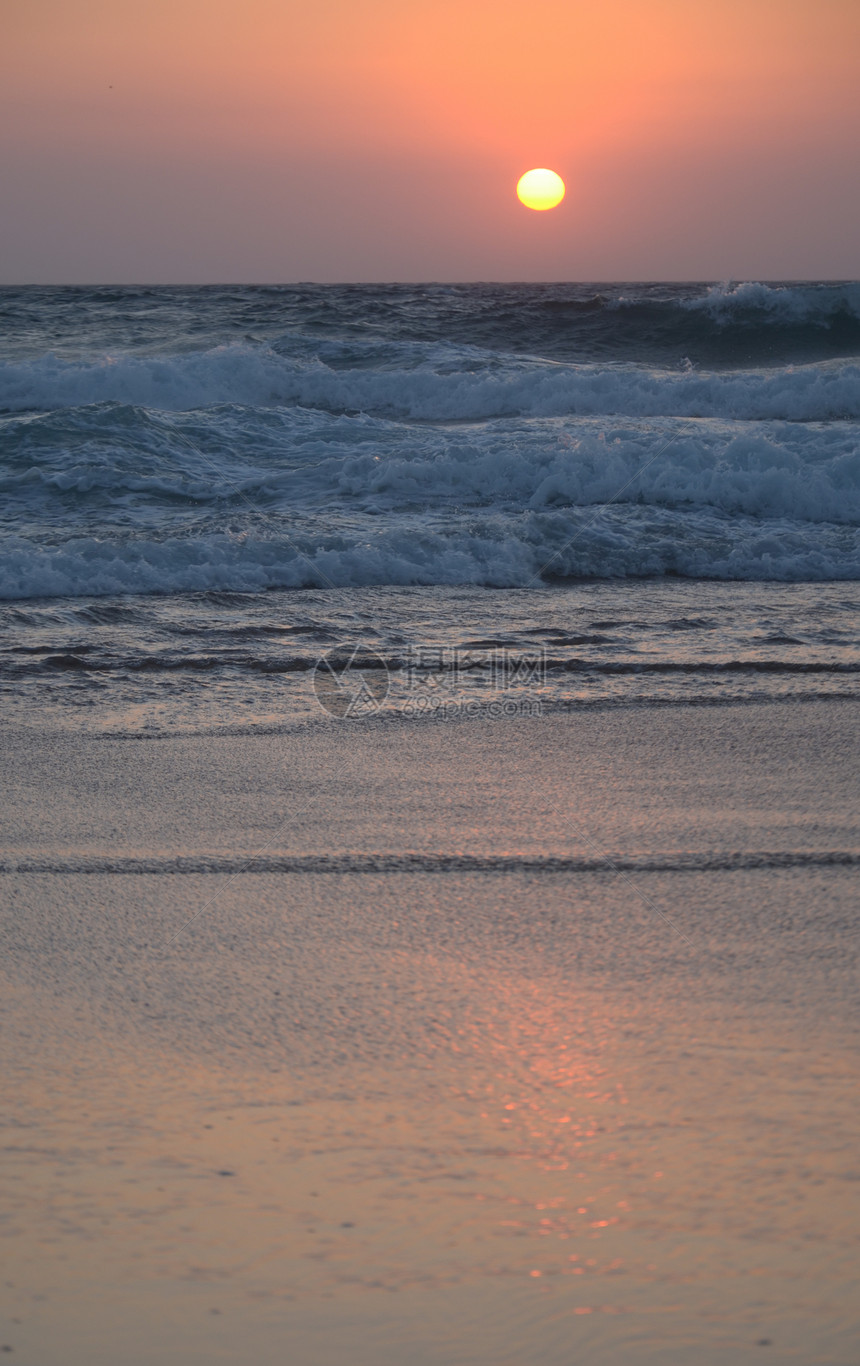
[2, 0, 858, 280]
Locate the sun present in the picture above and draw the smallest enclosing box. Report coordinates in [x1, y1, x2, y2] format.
[516, 168, 565, 211]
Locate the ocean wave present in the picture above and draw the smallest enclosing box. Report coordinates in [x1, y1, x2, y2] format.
[528, 281, 860, 362]
[3, 284, 859, 601]
[4, 409, 858, 527]
[677, 280, 860, 325]
[2, 507, 858, 599]
[2, 342, 860, 422]
[4, 282, 860, 371]
[2, 850, 857, 875]
[6, 652, 858, 677]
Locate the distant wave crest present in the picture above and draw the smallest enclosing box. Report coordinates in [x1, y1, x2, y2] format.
[678, 280, 860, 325]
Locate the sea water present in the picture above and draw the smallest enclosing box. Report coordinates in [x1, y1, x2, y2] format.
[1, 281, 859, 730]
[2, 284, 859, 1365]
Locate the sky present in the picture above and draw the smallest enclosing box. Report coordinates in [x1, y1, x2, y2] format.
[1, 0, 858, 282]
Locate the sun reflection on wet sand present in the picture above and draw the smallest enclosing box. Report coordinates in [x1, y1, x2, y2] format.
[2, 862, 858, 1363]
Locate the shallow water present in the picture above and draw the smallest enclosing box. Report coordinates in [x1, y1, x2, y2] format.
[1, 580, 858, 734]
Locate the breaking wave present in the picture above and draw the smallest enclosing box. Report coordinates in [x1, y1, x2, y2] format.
[2, 281, 859, 598]
[2, 342, 859, 422]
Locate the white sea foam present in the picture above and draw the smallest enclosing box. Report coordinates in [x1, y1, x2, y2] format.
[679, 280, 860, 324]
[2, 284, 859, 599]
[2, 343, 860, 422]
[320, 423, 860, 525]
[4, 411, 857, 527]
[1, 508, 858, 600]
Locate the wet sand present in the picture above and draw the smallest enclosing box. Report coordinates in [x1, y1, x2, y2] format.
[2, 702, 859, 1365]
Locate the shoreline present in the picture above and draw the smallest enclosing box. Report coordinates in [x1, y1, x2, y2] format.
[3, 698, 857, 862]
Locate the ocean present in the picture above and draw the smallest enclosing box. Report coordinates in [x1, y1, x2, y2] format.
[1, 279, 859, 729]
[3, 282, 860, 1364]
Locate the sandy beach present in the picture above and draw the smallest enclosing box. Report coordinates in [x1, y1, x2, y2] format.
[2, 700, 858, 1365]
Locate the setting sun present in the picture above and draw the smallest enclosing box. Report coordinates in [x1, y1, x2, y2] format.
[516, 168, 565, 211]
